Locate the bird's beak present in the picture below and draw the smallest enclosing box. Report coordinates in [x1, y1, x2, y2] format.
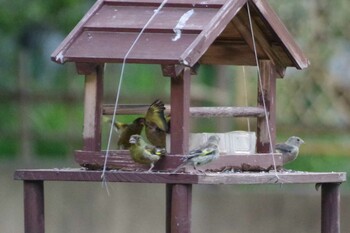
[129, 137, 136, 144]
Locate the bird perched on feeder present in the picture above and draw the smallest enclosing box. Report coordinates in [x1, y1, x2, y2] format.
[275, 136, 304, 164]
[129, 134, 166, 172]
[112, 117, 145, 149]
[144, 99, 169, 148]
[172, 135, 220, 173]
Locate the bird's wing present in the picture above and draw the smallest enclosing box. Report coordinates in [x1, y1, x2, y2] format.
[145, 99, 168, 132]
[187, 145, 218, 160]
[275, 143, 294, 153]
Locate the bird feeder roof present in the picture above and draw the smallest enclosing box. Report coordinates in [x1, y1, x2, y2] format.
[51, 0, 309, 69]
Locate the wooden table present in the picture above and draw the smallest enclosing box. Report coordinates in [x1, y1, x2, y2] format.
[14, 169, 346, 233]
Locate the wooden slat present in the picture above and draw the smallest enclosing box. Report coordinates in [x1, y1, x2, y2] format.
[63, 31, 198, 64]
[85, 5, 218, 31]
[104, 0, 226, 8]
[198, 172, 347, 185]
[14, 169, 347, 184]
[102, 105, 266, 117]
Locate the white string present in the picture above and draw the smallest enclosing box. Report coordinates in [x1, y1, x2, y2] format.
[101, 0, 169, 184]
[246, 3, 280, 180]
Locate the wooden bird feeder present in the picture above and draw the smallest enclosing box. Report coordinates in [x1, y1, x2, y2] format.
[15, 1, 347, 233]
[51, 0, 310, 172]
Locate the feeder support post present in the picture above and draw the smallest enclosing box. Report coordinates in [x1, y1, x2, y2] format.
[24, 180, 45, 233]
[79, 63, 105, 151]
[166, 67, 192, 233]
[257, 60, 277, 153]
[321, 183, 341, 233]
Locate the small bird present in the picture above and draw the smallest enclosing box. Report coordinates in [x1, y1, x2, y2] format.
[129, 134, 166, 172]
[144, 99, 169, 147]
[275, 136, 304, 164]
[173, 135, 220, 173]
[112, 117, 145, 149]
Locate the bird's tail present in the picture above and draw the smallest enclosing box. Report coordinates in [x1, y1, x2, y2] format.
[171, 156, 189, 173]
[149, 99, 166, 113]
[172, 164, 184, 173]
[155, 147, 167, 157]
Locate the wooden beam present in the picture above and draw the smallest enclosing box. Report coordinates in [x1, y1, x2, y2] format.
[103, 105, 266, 118]
[75, 62, 100, 75]
[15, 169, 347, 184]
[256, 60, 276, 153]
[168, 67, 192, 233]
[170, 68, 191, 155]
[161, 63, 199, 78]
[83, 64, 104, 151]
[190, 106, 265, 118]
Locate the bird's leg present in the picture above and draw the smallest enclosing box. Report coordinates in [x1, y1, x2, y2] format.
[192, 165, 202, 175]
[147, 163, 154, 172]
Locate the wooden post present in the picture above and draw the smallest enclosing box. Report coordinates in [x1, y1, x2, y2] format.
[80, 63, 104, 151]
[321, 183, 341, 233]
[24, 181, 44, 233]
[256, 60, 277, 153]
[170, 68, 191, 154]
[166, 67, 192, 233]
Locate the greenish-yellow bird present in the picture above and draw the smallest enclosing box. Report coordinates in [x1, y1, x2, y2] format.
[275, 136, 304, 164]
[113, 117, 145, 149]
[129, 134, 166, 172]
[173, 135, 220, 173]
[144, 99, 168, 147]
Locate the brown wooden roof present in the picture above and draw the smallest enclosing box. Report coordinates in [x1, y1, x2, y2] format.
[51, 0, 309, 69]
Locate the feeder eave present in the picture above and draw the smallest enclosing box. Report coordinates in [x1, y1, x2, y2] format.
[50, 55, 185, 65]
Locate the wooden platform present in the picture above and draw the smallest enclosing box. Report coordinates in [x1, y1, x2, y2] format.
[14, 168, 346, 184]
[14, 168, 346, 233]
